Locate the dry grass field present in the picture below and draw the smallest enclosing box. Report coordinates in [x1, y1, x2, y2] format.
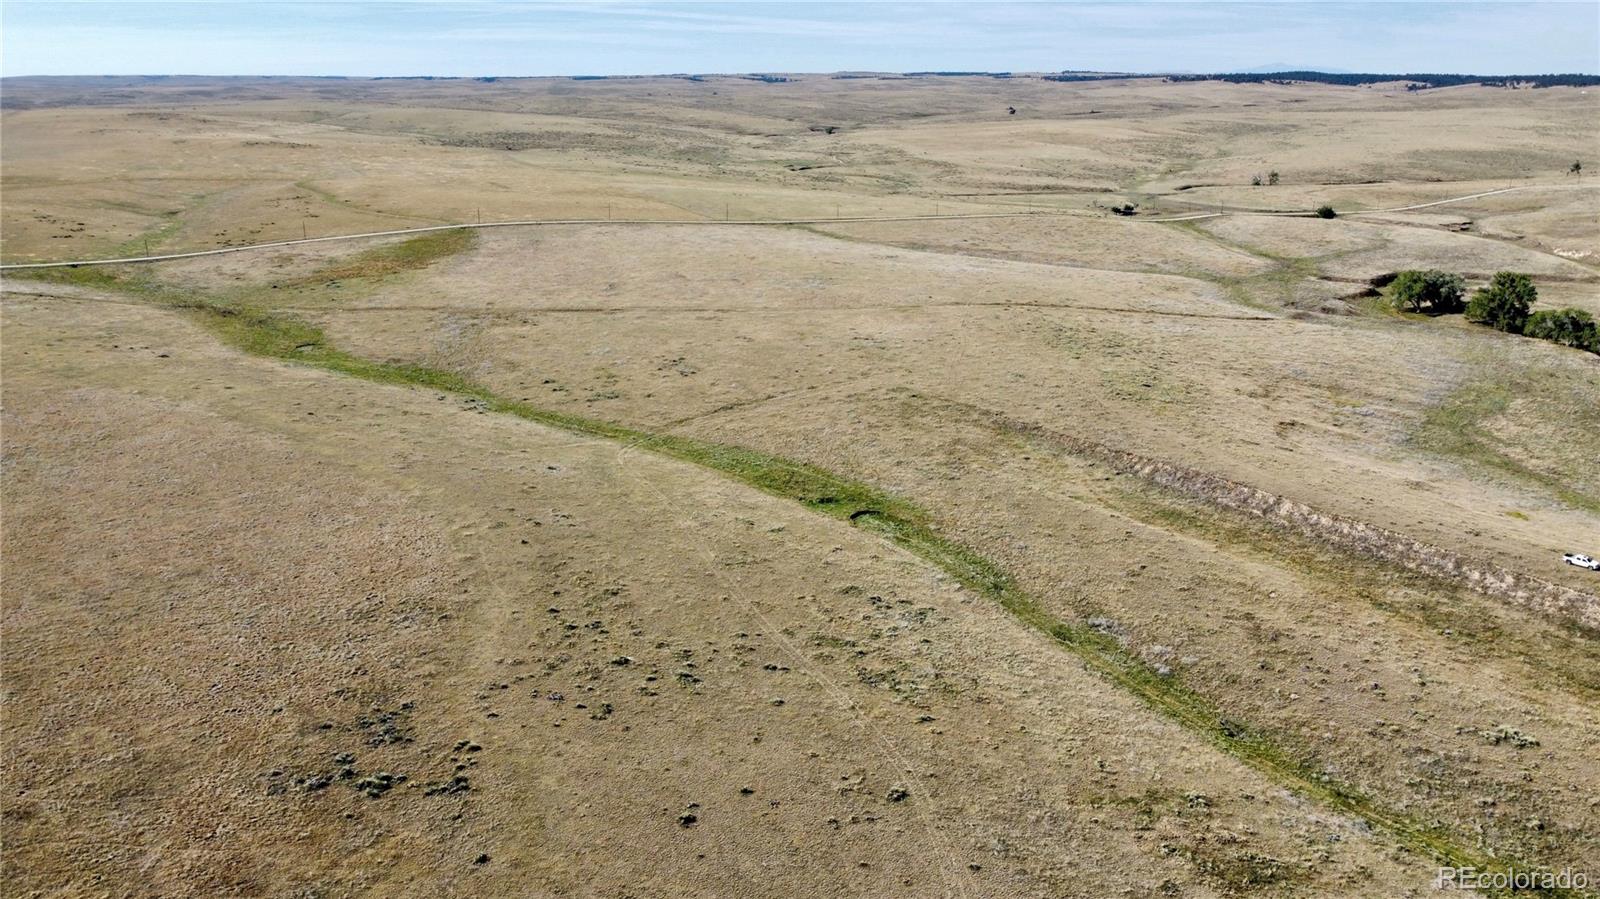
[4, 73, 1599, 898]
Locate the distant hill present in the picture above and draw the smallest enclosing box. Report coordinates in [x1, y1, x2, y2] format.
[1167, 71, 1600, 88]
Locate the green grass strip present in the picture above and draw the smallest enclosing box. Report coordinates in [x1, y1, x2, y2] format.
[293, 226, 475, 284]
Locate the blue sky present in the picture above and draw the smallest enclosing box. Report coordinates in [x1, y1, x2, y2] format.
[2, 2, 1596, 77]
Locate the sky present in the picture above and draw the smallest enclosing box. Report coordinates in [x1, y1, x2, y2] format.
[2, 1, 1597, 78]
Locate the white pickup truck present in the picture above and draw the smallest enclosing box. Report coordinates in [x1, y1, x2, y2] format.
[1563, 552, 1600, 570]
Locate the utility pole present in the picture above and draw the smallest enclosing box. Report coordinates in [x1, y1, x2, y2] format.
[725, 201, 730, 221]
[302, 220, 308, 240]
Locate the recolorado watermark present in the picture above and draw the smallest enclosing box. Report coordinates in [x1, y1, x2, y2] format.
[1435, 866, 1589, 891]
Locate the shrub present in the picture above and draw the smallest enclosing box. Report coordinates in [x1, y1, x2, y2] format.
[1314, 205, 1337, 218]
[1389, 269, 1466, 314]
[1465, 271, 1536, 334]
[1268, 170, 1280, 185]
[1524, 308, 1599, 353]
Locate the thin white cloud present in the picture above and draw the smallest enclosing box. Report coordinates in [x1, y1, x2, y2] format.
[2, 1, 1594, 77]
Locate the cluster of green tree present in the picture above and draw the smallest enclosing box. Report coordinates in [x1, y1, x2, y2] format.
[1166, 72, 1600, 89]
[1392, 270, 1598, 354]
[907, 71, 1013, 78]
[1389, 270, 1466, 313]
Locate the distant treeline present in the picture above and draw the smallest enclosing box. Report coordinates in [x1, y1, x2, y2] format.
[1166, 71, 1600, 88]
[1043, 73, 1156, 82]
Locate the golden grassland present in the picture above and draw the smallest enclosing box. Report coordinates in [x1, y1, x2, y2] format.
[4, 74, 1598, 897]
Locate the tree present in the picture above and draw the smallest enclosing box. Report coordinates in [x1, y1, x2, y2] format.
[1465, 271, 1536, 333]
[1571, 160, 1583, 176]
[1524, 308, 1599, 353]
[1315, 205, 1337, 218]
[1268, 170, 1280, 185]
[1389, 269, 1466, 314]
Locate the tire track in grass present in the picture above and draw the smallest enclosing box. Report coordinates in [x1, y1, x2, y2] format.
[17, 254, 1590, 899]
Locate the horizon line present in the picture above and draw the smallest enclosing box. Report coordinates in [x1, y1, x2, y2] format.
[5, 69, 1600, 80]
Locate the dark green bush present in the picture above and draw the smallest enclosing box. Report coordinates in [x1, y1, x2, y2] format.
[1465, 271, 1536, 334]
[1314, 205, 1337, 218]
[1524, 307, 1599, 353]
